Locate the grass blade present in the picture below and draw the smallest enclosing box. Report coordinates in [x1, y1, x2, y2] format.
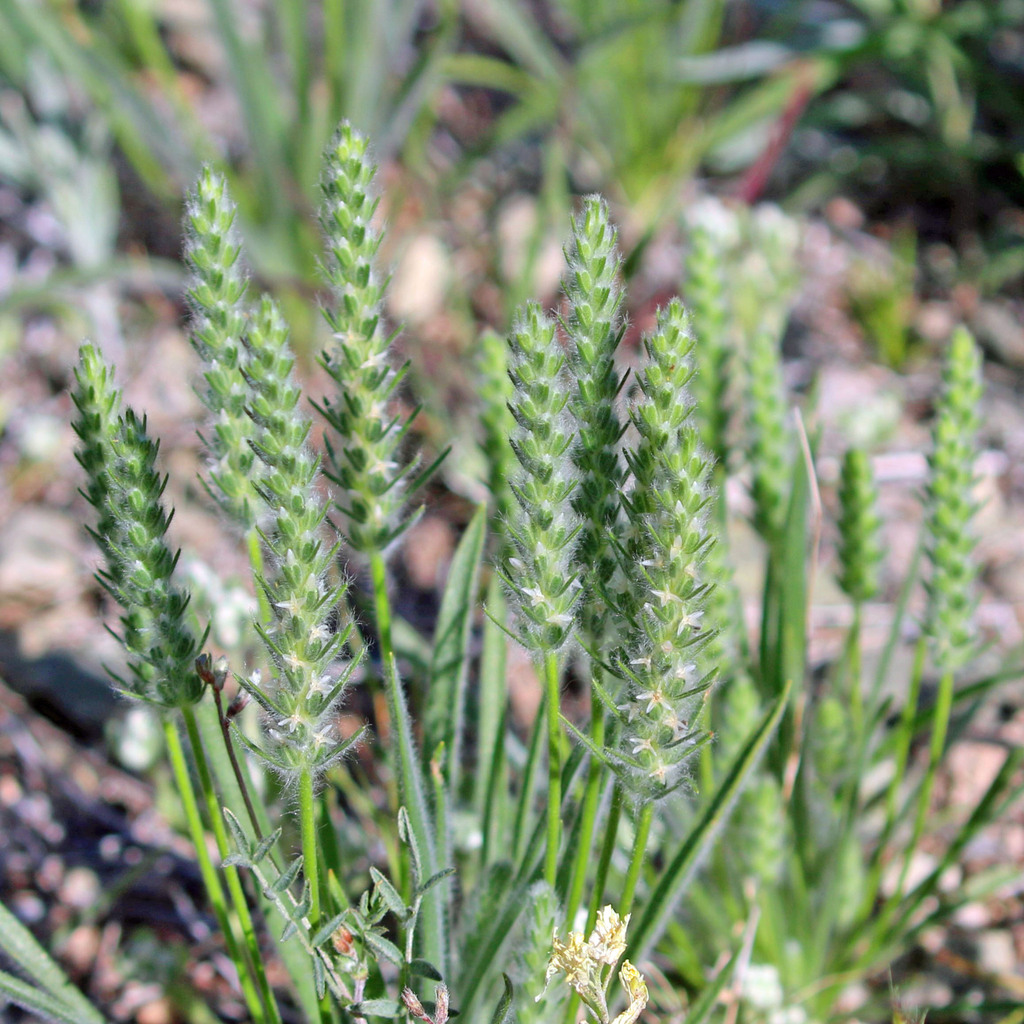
[0, 903, 107, 1024]
[630, 678, 792, 961]
[424, 505, 487, 795]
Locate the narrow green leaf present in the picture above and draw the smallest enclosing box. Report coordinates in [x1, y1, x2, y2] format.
[310, 912, 348, 948]
[0, 971, 87, 1024]
[312, 954, 326, 1000]
[370, 867, 409, 920]
[0, 903, 107, 1024]
[280, 919, 298, 943]
[409, 959, 443, 980]
[424, 505, 487, 797]
[477, 575, 509, 865]
[386, 658, 445, 971]
[252, 829, 284, 866]
[222, 808, 251, 858]
[684, 944, 742, 1024]
[363, 931, 404, 967]
[271, 857, 304, 895]
[489, 975, 515, 1024]
[354, 998, 404, 1018]
[417, 868, 456, 898]
[630, 679, 793, 960]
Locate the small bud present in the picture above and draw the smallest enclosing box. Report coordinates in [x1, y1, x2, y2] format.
[195, 653, 215, 687]
[401, 988, 430, 1022]
[434, 983, 449, 1024]
[213, 656, 230, 690]
[226, 691, 250, 719]
[331, 926, 355, 957]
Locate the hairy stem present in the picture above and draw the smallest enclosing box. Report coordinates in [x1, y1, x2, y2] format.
[565, 686, 606, 924]
[164, 717, 268, 1024]
[182, 707, 282, 1024]
[620, 802, 653, 919]
[544, 651, 562, 888]
[299, 767, 321, 929]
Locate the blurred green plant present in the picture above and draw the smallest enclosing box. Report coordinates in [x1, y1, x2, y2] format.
[667, 203, 1023, 1021]
[847, 222, 919, 368]
[0, 0, 459, 291]
[448, 0, 836, 242]
[779, 0, 1024, 242]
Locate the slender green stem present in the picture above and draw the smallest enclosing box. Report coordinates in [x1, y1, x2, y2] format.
[861, 634, 927, 916]
[513, 707, 546, 866]
[565, 683, 606, 925]
[620, 802, 653, 919]
[888, 666, 955, 914]
[182, 707, 282, 1024]
[369, 549, 395, 662]
[588, 784, 623, 932]
[543, 651, 562, 889]
[299, 767, 321, 929]
[212, 687, 264, 841]
[163, 717, 267, 1024]
[848, 603, 864, 741]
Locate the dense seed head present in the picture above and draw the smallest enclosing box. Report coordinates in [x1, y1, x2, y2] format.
[72, 345, 203, 708]
[614, 301, 718, 798]
[745, 321, 791, 543]
[316, 122, 417, 557]
[836, 448, 884, 603]
[241, 298, 358, 781]
[922, 327, 983, 673]
[564, 197, 627, 645]
[683, 221, 730, 462]
[502, 303, 582, 651]
[183, 166, 259, 528]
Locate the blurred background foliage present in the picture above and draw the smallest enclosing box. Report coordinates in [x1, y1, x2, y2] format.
[2, 0, 1023, 333]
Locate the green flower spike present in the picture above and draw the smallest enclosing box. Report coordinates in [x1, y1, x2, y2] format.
[183, 166, 258, 528]
[501, 303, 582, 651]
[836, 448, 883, 603]
[315, 122, 423, 557]
[922, 327, 983, 673]
[745, 320, 791, 543]
[614, 300, 718, 797]
[72, 344, 203, 708]
[684, 220, 730, 462]
[241, 297, 361, 781]
[565, 196, 626, 644]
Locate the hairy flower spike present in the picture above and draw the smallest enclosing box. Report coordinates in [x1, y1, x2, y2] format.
[922, 327, 983, 672]
[614, 301, 717, 797]
[315, 122, 418, 556]
[745, 320, 791, 543]
[565, 197, 626, 643]
[836, 448, 883, 603]
[72, 345, 203, 708]
[684, 220, 730, 462]
[183, 166, 258, 528]
[242, 297, 359, 780]
[501, 303, 582, 650]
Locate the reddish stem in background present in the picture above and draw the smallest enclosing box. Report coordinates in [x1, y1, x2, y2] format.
[736, 65, 815, 206]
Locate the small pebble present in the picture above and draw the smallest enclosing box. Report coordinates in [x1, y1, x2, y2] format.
[12, 890, 46, 923]
[136, 996, 174, 1024]
[59, 866, 100, 910]
[0, 774, 22, 806]
[61, 924, 100, 974]
[37, 853, 64, 892]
